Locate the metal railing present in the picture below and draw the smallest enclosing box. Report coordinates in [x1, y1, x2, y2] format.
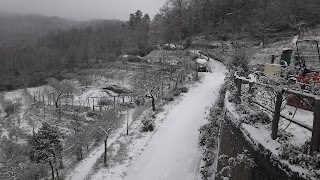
[234, 74, 320, 155]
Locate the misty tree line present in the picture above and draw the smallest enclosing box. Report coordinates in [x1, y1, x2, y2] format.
[0, 12, 76, 46]
[149, 0, 320, 44]
[0, 12, 150, 91]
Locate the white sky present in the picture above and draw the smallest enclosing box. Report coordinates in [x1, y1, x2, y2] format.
[0, 0, 167, 21]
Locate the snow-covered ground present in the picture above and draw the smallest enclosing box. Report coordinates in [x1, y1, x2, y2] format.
[88, 59, 227, 180]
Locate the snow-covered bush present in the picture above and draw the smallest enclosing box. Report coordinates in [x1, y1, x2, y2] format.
[87, 111, 99, 118]
[228, 47, 249, 75]
[240, 110, 271, 124]
[164, 94, 174, 101]
[178, 86, 188, 93]
[279, 142, 320, 176]
[141, 111, 155, 132]
[172, 89, 181, 96]
[3, 100, 21, 117]
[134, 96, 145, 106]
[199, 84, 227, 178]
[216, 152, 256, 180]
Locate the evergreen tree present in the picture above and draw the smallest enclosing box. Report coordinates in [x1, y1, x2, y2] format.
[28, 122, 63, 180]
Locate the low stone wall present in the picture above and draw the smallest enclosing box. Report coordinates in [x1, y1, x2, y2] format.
[216, 109, 305, 180]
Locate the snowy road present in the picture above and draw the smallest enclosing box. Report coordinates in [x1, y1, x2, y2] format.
[124, 59, 226, 180]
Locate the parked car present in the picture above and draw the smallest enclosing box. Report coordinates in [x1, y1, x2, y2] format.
[196, 58, 209, 72]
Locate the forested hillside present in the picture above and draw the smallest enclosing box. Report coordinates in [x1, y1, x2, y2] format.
[1, 0, 320, 91]
[149, 0, 320, 44]
[0, 11, 150, 91]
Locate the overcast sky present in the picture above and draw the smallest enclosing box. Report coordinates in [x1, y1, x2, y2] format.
[0, 0, 167, 21]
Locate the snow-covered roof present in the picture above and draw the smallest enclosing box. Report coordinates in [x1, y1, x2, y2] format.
[196, 58, 207, 64]
[282, 48, 292, 51]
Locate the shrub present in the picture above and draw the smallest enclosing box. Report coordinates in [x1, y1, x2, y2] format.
[173, 89, 182, 96]
[141, 112, 155, 132]
[178, 87, 188, 93]
[228, 48, 249, 74]
[164, 94, 174, 101]
[3, 101, 21, 117]
[63, 73, 75, 80]
[241, 110, 271, 124]
[87, 111, 99, 118]
[134, 98, 145, 106]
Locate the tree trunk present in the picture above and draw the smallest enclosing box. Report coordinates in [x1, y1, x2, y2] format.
[77, 145, 83, 161]
[49, 161, 55, 180]
[58, 109, 61, 121]
[55, 168, 59, 180]
[151, 97, 155, 111]
[59, 159, 64, 169]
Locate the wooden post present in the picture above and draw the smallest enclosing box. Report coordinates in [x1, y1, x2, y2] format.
[235, 78, 242, 103]
[249, 82, 254, 94]
[104, 137, 108, 166]
[113, 97, 116, 107]
[271, 92, 283, 140]
[248, 82, 254, 103]
[92, 98, 95, 111]
[310, 97, 320, 155]
[127, 108, 129, 135]
[33, 92, 36, 102]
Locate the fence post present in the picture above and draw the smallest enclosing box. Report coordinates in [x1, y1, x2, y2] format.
[248, 82, 254, 103]
[310, 97, 320, 155]
[271, 91, 283, 140]
[249, 82, 254, 94]
[92, 98, 95, 111]
[235, 78, 242, 103]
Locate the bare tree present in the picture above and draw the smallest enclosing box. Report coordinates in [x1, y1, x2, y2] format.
[47, 78, 79, 108]
[130, 69, 162, 111]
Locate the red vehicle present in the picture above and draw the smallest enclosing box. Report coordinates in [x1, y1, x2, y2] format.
[287, 40, 320, 110]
